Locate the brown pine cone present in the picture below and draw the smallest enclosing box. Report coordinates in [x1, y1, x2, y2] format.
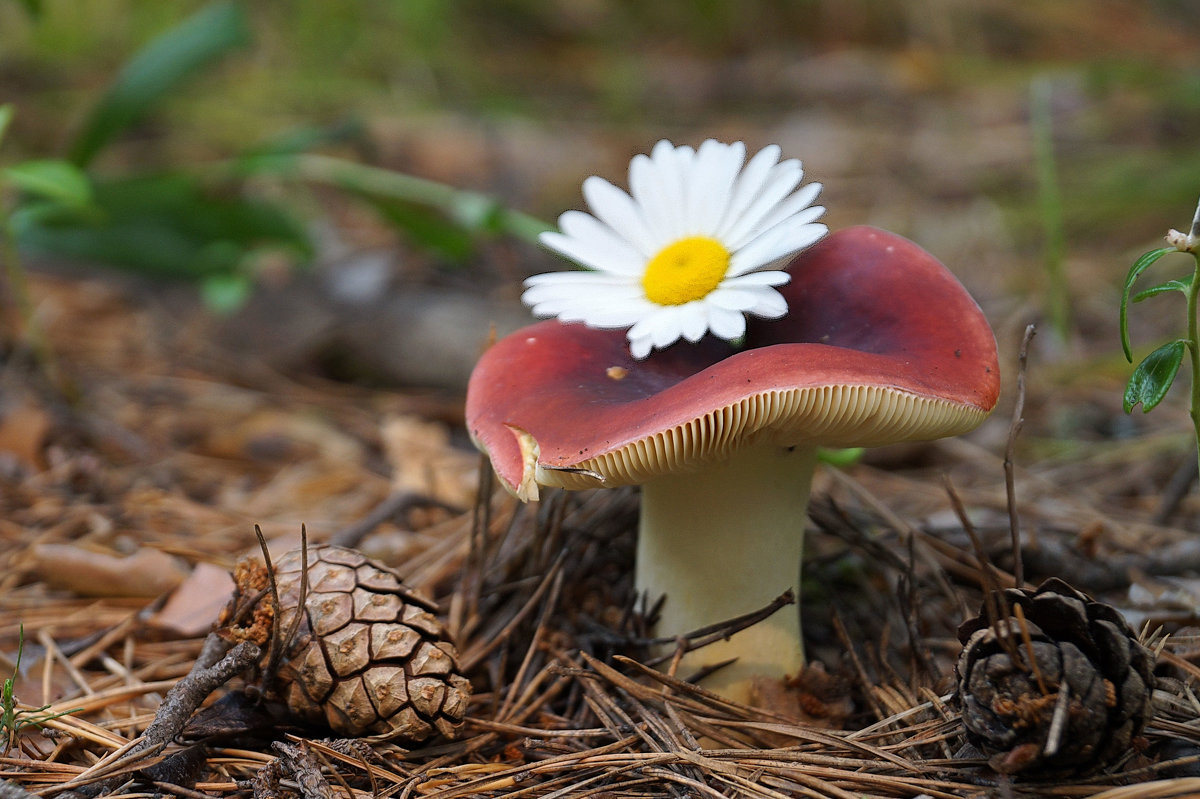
[954, 578, 1154, 777]
[228, 545, 471, 743]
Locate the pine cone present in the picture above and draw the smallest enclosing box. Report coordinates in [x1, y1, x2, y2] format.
[251, 545, 471, 743]
[955, 578, 1154, 777]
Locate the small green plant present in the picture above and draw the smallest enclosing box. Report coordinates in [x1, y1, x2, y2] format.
[1120, 196, 1200, 472]
[5, 1, 549, 316]
[4, 2, 308, 313]
[0, 102, 88, 380]
[2, 626, 80, 754]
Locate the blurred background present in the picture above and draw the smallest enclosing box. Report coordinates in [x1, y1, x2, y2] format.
[3, 0, 1200, 405]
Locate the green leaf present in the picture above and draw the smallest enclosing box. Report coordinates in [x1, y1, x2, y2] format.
[817, 447, 865, 468]
[1124, 338, 1187, 413]
[239, 119, 367, 164]
[0, 105, 13, 149]
[1120, 246, 1174, 361]
[449, 192, 503, 232]
[15, 0, 43, 20]
[3, 160, 92, 207]
[69, 1, 251, 167]
[13, 172, 310, 281]
[250, 153, 553, 245]
[201, 272, 253, 313]
[1133, 273, 1194, 302]
[361, 194, 475, 262]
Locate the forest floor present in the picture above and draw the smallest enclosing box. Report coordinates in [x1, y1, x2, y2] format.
[6, 3, 1200, 797]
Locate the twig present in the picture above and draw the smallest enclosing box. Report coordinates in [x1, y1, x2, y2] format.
[0, 780, 36, 799]
[265, 740, 335, 799]
[328, 490, 461, 548]
[1011, 604, 1049, 696]
[62, 638, 261, 796]
[496, 565, 566, 722]
[258, 524, 308, 691]
[645, 591, 795, 658]
[830, 611, 887, 722]
[944, 476, 1021, 668]
[458, 553, 566, 672]
[1005, 323, 1036, 589]
[1042, 681, 1070, 758]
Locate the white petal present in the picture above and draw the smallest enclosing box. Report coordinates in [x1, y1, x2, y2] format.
[728, 222, 828, 276]
[716, 144, 780, 239]
[629, 153, 673, 248]
[557, 211, 647, 275]
[634, 140, 688, 243]
[627, 308, 681, 350]
[539, 228, 643, 276]
[706, 287, 764, 311]
[585, 305, 658, 327]
[722, 160, 803, 249]
[522, 288, 638, 314]
[707, 305, 746, 340]
[523, 270, 634, 289]
[752, 183, 823, 235]
[529, 288, 655, 326]
[652, 310, 685, 348]
[561, 303, 652, 327]
[628, 333, 653, 359]
[745, 287, 788, 318]
[522, 274, 636, 315]
[679, 303, 708, 341]
[665, 144, 696, 240]
[725, 207, 826, 277]
[724, 270, 791, 287]
[582, 177, 658, 257]
[520, 273, 638, 298]
[687, 140, 744, 234]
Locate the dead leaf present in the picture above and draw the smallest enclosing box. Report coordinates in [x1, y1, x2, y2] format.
[0, 402, 52, 471]
[381, 414, 477, 507]
[30, 544, 188, 598]
[146, 561, 236, 637]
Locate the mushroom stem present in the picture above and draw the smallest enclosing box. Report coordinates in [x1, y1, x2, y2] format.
[636, 440, 817, 704]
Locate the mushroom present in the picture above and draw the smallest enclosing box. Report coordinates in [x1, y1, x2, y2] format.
[466, 226, 1000, 702]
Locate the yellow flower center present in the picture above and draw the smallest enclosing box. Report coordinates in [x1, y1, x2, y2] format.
[641, 236, 731, 306]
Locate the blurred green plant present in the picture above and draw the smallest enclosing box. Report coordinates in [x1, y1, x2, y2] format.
[1120, 196, 1200, 475]
[1031, 76, 1069, 342]
[4, 1, 310, 312]
[2, 626, 80, 755]
[67, 1, 250, 169]
[0, 103, 81, 379]
[4, 0, 548, 317]
[12, 0, 41, 20]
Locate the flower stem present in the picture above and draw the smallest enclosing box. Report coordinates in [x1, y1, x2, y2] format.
[231, 152, 553, 245]
[1189, 252, 1200, 481]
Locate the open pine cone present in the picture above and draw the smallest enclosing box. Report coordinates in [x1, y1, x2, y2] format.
[223, 545, 471, 743]
[955, 577, 1154, 777]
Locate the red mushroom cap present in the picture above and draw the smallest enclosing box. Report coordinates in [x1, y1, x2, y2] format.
[467, 226, 1000, 499]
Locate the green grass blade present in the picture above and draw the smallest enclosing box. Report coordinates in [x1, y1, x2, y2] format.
[15, 0, 42, 20]
[3, 160, 92, 207]
[0, 105, 13, 149]
[68, 1, 251, 167]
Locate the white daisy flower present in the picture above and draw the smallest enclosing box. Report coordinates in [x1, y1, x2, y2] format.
[524, 139, 828, 359]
